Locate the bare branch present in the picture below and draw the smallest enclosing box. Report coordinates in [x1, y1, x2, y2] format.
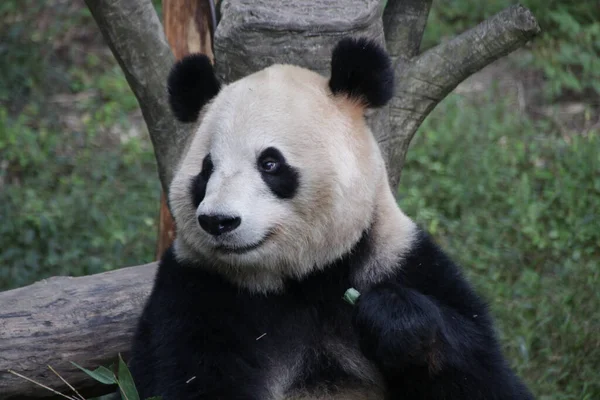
[84, 0, 191, 194]
[0, 263, 157, 399]
[409, 4, 540, 98]
[386, 4, 540, 188]
[383, 0, 432, 62]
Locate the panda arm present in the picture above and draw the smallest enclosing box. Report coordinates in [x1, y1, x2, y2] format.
[353, 231, 534, 399]
[129, 249, 270, 400]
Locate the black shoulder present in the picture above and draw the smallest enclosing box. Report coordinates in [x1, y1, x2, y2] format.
[397, 228, 491, 318]
[328, 37, 394, 108]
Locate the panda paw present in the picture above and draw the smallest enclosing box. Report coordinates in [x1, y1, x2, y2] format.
[353, 283, 445, 373]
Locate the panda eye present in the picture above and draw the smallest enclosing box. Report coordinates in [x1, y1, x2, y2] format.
[257, 147, 284, 174]
[260, 158, 280, 173]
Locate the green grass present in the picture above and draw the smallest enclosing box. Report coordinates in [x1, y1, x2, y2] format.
[398, 90, 600, 399]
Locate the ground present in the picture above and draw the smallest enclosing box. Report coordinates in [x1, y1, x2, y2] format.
[0, 1, 598, 399]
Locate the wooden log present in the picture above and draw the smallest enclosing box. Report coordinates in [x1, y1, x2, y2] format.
[0, 263, 158, 399]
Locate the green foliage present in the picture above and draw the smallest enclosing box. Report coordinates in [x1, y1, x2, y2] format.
[73, 363, 117, 386]
[530, 10, 600, 98]
[422, 0, 600, 99]
[0, 1, 159, 290]
[0, 1, 92, 106]
[398, 90, 600, 399]
[151, 0, 163, 20]
[74, 355, 161, 400]
[342, 287, 361, 305]
[0, 103, 159, 290]
[117, 355, 141, 400]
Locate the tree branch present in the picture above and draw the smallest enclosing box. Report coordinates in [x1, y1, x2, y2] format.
[0, 263, 157, 399]
[386, 4, 540, 188]
[383, 0, 432, 62]
[84, 0, 191, 194]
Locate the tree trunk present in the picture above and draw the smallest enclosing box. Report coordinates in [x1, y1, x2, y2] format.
[0, 1, 540, 398]
[155, 0, 217, 260]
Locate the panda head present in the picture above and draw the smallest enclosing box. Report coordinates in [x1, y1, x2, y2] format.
[168, 37, 396, 289]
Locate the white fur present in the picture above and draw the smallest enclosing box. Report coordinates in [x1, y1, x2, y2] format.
[169, 63, 417, 294]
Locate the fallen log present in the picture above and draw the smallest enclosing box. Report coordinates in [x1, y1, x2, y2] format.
[0, 263, 158, 399]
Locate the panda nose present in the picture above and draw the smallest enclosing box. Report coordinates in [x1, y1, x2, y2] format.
[198, 214, 242, 236]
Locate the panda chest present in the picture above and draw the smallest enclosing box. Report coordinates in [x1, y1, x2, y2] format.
[171, 261, 386, 398]
[283, 335, 386, 400]
[218, 287, 386, 399]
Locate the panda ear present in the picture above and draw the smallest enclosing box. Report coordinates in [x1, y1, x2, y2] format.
[167, 54, 221, 123]
[328, 37, 394, 108]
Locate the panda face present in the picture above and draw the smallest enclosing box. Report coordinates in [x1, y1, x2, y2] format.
[167, 38, 397, 290]
[169, 64, 385, 280]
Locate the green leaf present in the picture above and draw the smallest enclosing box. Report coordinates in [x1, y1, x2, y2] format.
[343, 288, 361, 306]
[117, 354, 140, 400]
[71, 362, 117, 385]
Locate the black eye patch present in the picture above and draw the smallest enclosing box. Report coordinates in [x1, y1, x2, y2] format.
[257, 147, 299, 199]
[190, 154, 214, 208]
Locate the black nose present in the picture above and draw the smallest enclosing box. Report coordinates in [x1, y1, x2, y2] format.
[198, 214, 241, 236]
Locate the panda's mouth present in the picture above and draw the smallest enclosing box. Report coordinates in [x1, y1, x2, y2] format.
[214, 231, 273, 255]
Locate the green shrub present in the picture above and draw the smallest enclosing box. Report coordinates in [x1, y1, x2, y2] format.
[530, 9, 600, 98]
[0, 1, 92, 107]
[0, 1, 159, 290]
[422, 0, 600, 100]
[0, 104, 159, 290]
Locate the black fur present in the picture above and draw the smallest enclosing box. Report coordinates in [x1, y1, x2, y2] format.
[329, 37, 394, 108]
[167, 54, 221, 123]
[190, 154, 213, 208]
[129, 228, 534, 399]
[257, 147, 300, 199]
[354, 230, 534, 398]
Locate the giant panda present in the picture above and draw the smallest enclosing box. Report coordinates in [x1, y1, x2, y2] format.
[128, 37, 534, 400]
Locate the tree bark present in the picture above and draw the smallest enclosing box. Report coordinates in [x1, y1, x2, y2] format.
[383, 0, 431, 62]
[83, 0, 188, 196]
[1, 1, 540, 398]
[0, 263, 158, 399]
[155, 0, 217, 261]
[155, 192, 176, 260]
[386, 4, 540, 187]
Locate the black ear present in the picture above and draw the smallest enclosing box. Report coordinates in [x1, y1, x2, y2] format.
[328, 37, 394, 108]
[167, 54, 221, 123]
